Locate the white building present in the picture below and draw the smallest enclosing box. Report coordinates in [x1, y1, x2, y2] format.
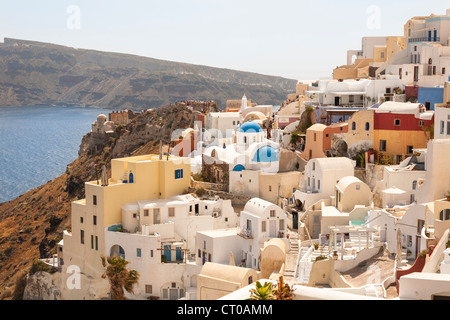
[294, 157, 355, 212]
[195, 198, 289, 272]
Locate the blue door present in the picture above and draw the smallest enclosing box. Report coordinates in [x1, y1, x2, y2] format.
[164, 245, 171, 262]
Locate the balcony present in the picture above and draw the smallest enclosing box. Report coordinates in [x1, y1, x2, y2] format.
[238, 228, 253, 240]
[408, 37, 440, 43]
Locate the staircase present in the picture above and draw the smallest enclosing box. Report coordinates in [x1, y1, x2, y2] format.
[284, 232, 300, 280]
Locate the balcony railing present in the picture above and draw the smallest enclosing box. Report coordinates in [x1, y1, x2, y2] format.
[238, 228, 253, 240]
[408, 37, 440, 43]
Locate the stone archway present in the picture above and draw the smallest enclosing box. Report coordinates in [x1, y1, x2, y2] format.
[335, 140, 348, 157]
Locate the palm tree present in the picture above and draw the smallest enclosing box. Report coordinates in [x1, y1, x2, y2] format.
[101, 255, 140, 300]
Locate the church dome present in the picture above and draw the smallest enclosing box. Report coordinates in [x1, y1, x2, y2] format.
[252, 145, 279, 163]
[239, 121, 262, 133]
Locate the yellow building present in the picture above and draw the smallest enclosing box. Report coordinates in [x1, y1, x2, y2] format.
[61, 154, 191, 299]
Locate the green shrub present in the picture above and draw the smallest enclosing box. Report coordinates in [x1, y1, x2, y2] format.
[195, 188, 206, 197]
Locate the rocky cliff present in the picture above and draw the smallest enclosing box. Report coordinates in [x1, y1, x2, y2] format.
[0, 38, 297, 110]
[0, 101, 216, 299]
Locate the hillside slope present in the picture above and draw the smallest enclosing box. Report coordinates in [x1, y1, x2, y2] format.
[0, 38, 297, 109]
[0, 101, 216, 298]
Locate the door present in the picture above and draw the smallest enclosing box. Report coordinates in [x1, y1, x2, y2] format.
[270, 220, 277, 237]
[176, 247, 182, 261]
[293, 212, 298, 230]
[195, 204, 199, 215]
[164, 245, 171, 262]
[335, 96, 340, 106]
[414, 66, 419, 82]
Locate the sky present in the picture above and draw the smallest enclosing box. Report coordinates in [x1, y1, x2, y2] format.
[0, 0, 449, 80]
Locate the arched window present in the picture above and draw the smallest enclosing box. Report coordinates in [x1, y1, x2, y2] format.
[428, 58, 433, 65]
[412, 180, 417, 190]
[365, 122, 370, 131]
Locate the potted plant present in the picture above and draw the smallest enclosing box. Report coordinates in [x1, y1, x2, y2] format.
[249, 281, 276, 300]
[274, 276, 293, 300]
[446, 191, 450, 201]
[333, 251, 338, 260]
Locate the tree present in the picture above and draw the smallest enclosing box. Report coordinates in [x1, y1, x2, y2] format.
[101, 255, 140, 300]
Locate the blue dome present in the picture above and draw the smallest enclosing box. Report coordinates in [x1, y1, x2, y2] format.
[252, 146, 279, 163]
[233, 164, 246, 172]
[239, 121, 262, 133]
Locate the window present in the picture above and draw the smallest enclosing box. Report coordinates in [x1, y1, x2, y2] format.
[145, 285, 153, 294]
[407, 146, 414, 154]
[356, 185, 360, 191]
[314, 133, 317, 142]
[269, 186, 272, 192]
[91, 235, 94, 249]
[425, 102, 431, 110]
[380, 140, 387, 152]
[93, 215, 97, 226]
[168, 208, 175, 218]
[80, 230, 85, 244]
[175, 169, 184, 180]
[394, 119, 401, 126]
[312, 162, 316, 171]
[80, 217, 83, 224]
[443, 68, 446, 75]
[93, 195, 97, 206]
[95, 236, 98, 251]
[198, 249, 201, 258]
[270, 210, 276, 218]
[419, 121, 424, 127]
[365, 122, 370, 131]
[407, 235, 412, 247]
[447, 122, 450, 135]
[412, 180, 418, 190]
[150, 250, 154, 258]
[144, 209, 149, 217]
[248, 276, 253, 285]
[380, 52, 385, 59]
[317, 180, 320, 190]
[262, 221, 266, 232]
[137, 248, 142, 257]
[440, 209, 450, 221]
[352, 122, 356, 131]
[441, 121, 445, 134]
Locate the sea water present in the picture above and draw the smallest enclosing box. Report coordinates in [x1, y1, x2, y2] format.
[0, 105, 112, 203]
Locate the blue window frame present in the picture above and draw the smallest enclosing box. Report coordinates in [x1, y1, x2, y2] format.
[137, 248, 142, 257]
[175, 169, 184, 180]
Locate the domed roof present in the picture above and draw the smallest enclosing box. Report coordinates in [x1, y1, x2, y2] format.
[97, 114, 108, 120]
[239, 121, 262, 133]
[252, 145, 279, 163]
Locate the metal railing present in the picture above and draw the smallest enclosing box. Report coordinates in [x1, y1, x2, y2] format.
[408, 37, 440, 43]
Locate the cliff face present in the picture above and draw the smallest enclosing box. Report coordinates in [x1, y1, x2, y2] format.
[0, 38, 297, 110]
[0, 101, 213, 299]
